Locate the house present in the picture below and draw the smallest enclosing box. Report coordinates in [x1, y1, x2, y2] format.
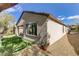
[16, 11, 68, 46]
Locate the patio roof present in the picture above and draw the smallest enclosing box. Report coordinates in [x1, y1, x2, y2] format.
[0, 3, 17, 11]
[16, 11, 49, 26]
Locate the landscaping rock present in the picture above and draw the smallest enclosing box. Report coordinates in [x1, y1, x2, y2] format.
[15, 44, 50, 56]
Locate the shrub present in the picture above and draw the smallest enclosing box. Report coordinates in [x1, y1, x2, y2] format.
[0, 36, 32, 56]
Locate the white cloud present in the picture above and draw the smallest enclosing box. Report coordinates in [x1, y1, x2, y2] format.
[57, 16, 65, 20]
[58, 15, 79, 21]
[61, 17, 65, 20]
[58, 16, 62, 17]
[67, 15, 79, 24]
[67, 15, 79, 20]
[57, 18, 65, 20]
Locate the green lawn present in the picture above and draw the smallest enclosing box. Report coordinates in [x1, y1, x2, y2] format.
[0, 35, 33, 56]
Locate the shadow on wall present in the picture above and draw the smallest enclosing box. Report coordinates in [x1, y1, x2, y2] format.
[67, 33, 79, 55]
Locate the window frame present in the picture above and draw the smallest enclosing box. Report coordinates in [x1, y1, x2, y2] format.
[25, 22, 37, 36]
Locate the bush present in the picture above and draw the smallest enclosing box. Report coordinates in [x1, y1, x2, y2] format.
[0, 36, 32, 56]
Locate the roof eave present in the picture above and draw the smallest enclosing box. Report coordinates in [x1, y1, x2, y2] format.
[48, 15, 68, 27]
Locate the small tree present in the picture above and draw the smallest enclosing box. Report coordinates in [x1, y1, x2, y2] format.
[0, 12, 14, 34]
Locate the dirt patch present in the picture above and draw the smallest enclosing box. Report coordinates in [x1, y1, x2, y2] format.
[47, 34, 77, 56]
[67, 33, 79, 55]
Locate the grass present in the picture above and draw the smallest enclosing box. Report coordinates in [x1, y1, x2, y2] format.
[0, 35, 33, 56]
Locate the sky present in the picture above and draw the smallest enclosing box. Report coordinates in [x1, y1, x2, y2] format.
[2, 3, 79, 25]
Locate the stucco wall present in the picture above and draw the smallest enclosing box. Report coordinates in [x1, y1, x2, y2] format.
[21, 13, 48, 36]
[47, 18, 68, 45]
[39, 21, 47, 41]
[18, 27, 23, 34]
[15, 26, 23, 36]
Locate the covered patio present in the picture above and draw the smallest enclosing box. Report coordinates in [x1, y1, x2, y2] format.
[0, 3, 17, 11]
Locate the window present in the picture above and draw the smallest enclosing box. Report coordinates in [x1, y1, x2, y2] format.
[25, 23, 37, 36]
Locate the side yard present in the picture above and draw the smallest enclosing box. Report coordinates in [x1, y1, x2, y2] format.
[46, 34, 77, 56]
[67, 33, 79, 55]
